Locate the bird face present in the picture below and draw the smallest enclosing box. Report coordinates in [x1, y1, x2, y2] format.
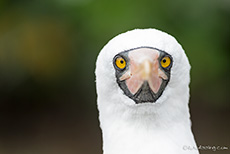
[113, 47, 173, 104]
[96, 29, 191, 107]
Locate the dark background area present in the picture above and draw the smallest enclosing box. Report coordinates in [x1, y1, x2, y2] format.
[0, 0, 229, 154]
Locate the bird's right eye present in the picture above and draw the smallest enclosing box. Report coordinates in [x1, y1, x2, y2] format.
[115, 56, 126, 70]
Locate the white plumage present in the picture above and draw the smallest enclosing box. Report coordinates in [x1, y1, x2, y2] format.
[95, 29, 199, 154]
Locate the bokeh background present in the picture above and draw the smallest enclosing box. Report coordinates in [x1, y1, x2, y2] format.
[0, 0, 229, 154]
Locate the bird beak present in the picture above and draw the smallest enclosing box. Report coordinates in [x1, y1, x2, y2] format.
[141, 60, 152, 80]
[119, 48, 168, 95]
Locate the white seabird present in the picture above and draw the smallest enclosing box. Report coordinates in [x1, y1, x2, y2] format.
[95, 28, 199, 154]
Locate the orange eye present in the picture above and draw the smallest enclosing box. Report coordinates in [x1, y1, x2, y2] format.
[161, 56, 171, 68]
[115, 57, 126, 69]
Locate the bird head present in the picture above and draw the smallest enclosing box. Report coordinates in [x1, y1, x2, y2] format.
[95, 29, 191, 117]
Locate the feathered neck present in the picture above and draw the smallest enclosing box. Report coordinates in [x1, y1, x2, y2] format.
[97, 84, 198, 154]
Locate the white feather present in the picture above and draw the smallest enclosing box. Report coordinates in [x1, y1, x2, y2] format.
[95, 28, 199, 154]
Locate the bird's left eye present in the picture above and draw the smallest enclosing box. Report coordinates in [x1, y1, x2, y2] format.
[160, 56, 171, 68]
[115, 56, 126, 70]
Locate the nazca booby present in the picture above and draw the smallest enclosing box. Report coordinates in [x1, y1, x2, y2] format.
[95, 29, 199, 154]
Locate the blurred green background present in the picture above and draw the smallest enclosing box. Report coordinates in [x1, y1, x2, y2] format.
[0, 0, 229, 154]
